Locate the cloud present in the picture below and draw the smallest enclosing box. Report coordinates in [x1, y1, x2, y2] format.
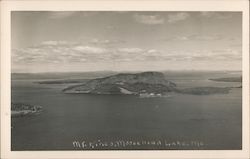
[48, 12, 76, 19]
[90, 39, 110, 44]
[118, 48, 143, 53]
[133, 14, 165, 25]
[41, 40, 68, 45]
[13, 41, 158, 64]
[189, 35, 223, 41]
[147, 49, 158, 54]
[12, 40, 241, 66]
[176, 36, 189, 41]
[12, 41, 108, 64]
[89, 38, 125, 45]
[200, 12, 233, 19]
[187, 49, 242, 61]
[162, 34, 224, 42]
[73, 46, 107, 54]
[167, 12, 190, 23]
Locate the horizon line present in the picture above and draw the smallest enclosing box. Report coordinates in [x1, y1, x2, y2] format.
[11, 69, 242, 74]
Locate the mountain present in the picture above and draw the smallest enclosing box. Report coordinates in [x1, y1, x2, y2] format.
[63, 71, 177, 95]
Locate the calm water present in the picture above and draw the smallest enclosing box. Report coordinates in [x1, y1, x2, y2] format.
[11, 72, 242, 150]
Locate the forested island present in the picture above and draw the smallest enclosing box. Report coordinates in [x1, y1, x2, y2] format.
[61, 71, 237, 96]
[11, 103, 42, 117]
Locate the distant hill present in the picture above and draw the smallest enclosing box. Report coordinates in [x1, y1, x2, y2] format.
[36, 79, 89, 84]
[11, 71, 116, 80]
[63, 71, 177, 95]
[176, 87, 231, 95]
[209, 77, 242, 82]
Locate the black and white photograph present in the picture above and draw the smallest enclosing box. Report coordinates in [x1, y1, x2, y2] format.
[1, 1, 249, 158]
[10, 11, 243, 151]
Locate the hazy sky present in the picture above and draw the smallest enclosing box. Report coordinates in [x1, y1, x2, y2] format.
[12, 11, 242, 73]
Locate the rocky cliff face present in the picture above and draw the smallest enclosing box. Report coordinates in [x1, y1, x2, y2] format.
[63, 72, 177, 94]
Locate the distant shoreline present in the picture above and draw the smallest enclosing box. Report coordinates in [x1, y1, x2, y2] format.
[11, 70, 242, 74]
[209, 77, 242, 82]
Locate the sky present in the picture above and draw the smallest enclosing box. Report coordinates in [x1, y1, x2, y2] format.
[11, 11, 242, 73]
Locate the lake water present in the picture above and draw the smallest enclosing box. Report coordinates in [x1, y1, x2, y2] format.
[11, 71, 242, 150]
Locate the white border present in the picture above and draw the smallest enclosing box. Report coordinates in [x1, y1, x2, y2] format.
[1, 0, 249, 158]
